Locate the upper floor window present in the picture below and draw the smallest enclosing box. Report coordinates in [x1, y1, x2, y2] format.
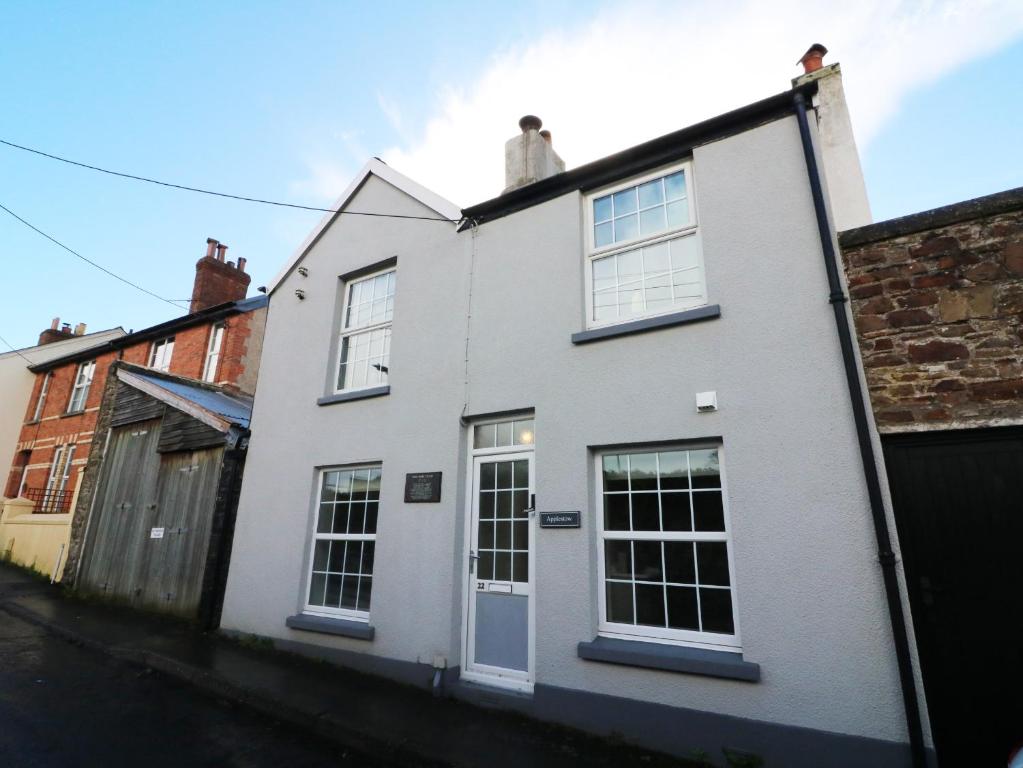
[149, 337, 175, 372]
[67, 361, 95, 413]
[202, 323, 225, 382]
[585, 163, 706, 328]
[336, 269, 395, 392]
[31, 372, 51, 422]
[596, 446, 739, 651]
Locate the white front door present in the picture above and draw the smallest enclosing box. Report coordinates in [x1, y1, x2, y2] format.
[464, 450, 534, 690]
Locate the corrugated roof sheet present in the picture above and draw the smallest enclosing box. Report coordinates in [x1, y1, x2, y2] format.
[132, 371, 253, 428]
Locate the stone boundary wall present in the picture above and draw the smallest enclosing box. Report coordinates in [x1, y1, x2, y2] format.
[839, 187, 1023, 432]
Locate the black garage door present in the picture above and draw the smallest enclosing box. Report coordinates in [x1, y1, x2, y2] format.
[884, 427, 1023, 767]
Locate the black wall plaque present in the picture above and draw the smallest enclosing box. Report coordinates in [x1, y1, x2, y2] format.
[539, 511, 581, 528]
[404, 472, 442, 503]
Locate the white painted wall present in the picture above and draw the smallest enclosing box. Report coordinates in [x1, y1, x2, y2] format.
[222, 114, 907, 745]
[796, 64, 872, 231]
[0, 329, 124, 497]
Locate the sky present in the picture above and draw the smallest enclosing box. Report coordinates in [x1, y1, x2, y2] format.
[1, 1, 1022, 352]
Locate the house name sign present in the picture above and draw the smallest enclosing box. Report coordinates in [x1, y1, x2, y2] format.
[538, 511, 581, 529]
[404, 472, 442, 503]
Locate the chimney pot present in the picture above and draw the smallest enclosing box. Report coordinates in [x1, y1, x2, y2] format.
[61, 323, 71, 333]
[190, 238, 250, 312]
[518, 115, 542, 133]
[237, 257, 247, 273]
[50, 317, 60, 330]
[798, 43, 828, 74]
[74, 323, 86, 336]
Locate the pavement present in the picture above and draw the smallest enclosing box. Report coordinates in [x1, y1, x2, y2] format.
[0, 563, 694, 768]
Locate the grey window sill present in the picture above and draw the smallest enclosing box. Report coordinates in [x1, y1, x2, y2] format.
[577, 636, 759, 682]
[285, 613, 375, 640]
[316, 385, 390, 407]
[571, 304, 721, 345]
[61, 410, 86, 419]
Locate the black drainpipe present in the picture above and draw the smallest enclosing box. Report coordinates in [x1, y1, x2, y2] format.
[793, 91, 927, 768]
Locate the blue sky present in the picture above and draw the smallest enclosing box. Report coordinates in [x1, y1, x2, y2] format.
[1, 2, 1021, 351]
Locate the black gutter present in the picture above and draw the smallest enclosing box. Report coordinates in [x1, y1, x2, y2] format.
[793, 92, 927, 768]
[461, 81, 819, 229]
[28, 295, 269, 372]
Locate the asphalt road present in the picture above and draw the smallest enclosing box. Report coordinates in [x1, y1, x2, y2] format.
[0, 612, 395, 768]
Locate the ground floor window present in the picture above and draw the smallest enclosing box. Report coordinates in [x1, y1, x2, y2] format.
[596, 446, 740, 649]
[305, 466, 380, 620]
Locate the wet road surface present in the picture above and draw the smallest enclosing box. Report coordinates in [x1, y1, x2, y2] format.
[0, 612, 404, 768]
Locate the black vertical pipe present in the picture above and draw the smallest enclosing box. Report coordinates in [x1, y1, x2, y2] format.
[792, 91, 928, 768]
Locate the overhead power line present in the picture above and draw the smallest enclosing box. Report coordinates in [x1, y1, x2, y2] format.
[0, 201, 190, 310]
[0, 331, 37, 363]
[0, 138, 458, 222]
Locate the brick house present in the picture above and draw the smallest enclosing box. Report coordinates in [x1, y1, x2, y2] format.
[7, 239, 266, 519]
[840, 187, 1023, 766]
[1, 322, 125, 500]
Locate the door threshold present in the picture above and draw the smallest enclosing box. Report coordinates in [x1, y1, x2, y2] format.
[459, 672, 534, 697]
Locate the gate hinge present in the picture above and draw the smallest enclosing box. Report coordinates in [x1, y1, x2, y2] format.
[878, 550, 898, 568]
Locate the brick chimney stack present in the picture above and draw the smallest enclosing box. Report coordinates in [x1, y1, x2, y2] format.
[38, 316, 76, 345]
[190, 238, 251, 313]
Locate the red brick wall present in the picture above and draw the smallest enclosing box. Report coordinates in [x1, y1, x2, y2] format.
[10, 308, 264, 503]
[190, 257, 250, 312]
[841, 197, 1023, 431]
[14, 349, 118, 498]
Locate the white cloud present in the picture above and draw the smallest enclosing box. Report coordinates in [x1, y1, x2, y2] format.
[288, 129, 369, 200]
[377, 91, 408, 143]
[375, 0, 1023, 207]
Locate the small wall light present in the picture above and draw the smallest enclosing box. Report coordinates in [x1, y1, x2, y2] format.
[297, 267, 309, 277]
[295, 289, 306, 300]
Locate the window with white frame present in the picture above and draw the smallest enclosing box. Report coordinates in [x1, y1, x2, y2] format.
[336, 269, 395, 392]
[202, 323, 225, 382]
[31, 372, 51, 421]
[149, 337, 175, 372]
[305, 466, 380, 619]
[586, 163, 706, 328]
[43, 444, 76, 510]
[597, 446, 739, 649]
[45, 445, 66, 495]
[67, 360, 95, 413]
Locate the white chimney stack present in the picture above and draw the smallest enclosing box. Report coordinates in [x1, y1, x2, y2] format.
[792, 45, 872, 231]
[504, 115, 565, 193]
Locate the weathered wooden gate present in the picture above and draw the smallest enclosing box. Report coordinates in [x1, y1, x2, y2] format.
[78, 422, 225, 618]
[77, 420, 162, 602]
[138, 448, 223, 614]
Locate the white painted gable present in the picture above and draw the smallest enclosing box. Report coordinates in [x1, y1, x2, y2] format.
[268, 159, 461, 293]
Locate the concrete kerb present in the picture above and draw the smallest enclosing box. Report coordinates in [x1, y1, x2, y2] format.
[0, 598, 445, 768]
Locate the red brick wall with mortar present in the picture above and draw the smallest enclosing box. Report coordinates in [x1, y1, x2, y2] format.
[840, 189, 1023, 432]
[9, 310, 263, 505]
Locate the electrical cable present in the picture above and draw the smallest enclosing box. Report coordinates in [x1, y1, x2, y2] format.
[0, 331, 37, 364]
[0, 201, 190, 310]
[0, 138, 459, 222]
